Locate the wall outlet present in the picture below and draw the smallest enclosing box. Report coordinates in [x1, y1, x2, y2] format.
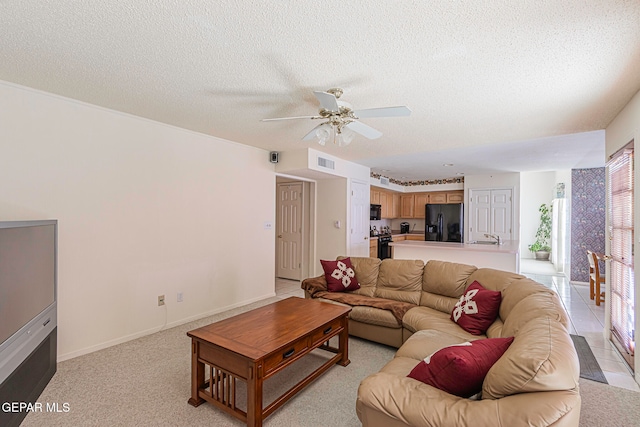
[177, 292, 183, 303]
[158, 295, 165, 306]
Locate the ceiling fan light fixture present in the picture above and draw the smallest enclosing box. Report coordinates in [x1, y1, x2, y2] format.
[315, 123, 332, 146]
[337, 127, 355, 147]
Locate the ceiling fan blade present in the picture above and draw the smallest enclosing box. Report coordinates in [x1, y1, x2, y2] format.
[313, 91, 340, 112]
[345, 121, 382, 139]
[353, 106, 412, 118]
[261, 115, 318, 121]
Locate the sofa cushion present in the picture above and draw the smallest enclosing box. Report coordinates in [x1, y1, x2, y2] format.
[375, 259, 423, 305]
[349, 305, 402, 329]
[407, 337, 514, 398]
[321, 258, 360, 292]
[451, 281, 501, 335]
[482, 316, 580, 399]
[418, 292, 459, 314]
[395, 329, 469, 360]
[403, 306, 484, 341]
[465, 268, 525, 293]
[422, 260, 477, 298]
[338, 256, 380, 297]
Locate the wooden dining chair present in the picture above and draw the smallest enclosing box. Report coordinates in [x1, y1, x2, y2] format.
[587, 251, 606, 306]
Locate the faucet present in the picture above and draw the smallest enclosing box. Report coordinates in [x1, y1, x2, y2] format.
[484, 233, 502, 245]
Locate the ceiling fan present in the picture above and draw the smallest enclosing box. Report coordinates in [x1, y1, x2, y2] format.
[261, 88, 411, 146]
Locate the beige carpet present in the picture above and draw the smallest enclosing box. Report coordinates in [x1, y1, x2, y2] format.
[22, 297, 640, 427]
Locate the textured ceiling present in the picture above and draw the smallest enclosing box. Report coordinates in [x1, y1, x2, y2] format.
[1, 1, 639, 181]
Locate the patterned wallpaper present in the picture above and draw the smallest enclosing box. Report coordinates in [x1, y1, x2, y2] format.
[370, 173, 464, 186]
[571, 168, 606, 282]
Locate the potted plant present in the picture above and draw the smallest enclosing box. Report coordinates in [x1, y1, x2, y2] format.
[528, 203, 552, 260]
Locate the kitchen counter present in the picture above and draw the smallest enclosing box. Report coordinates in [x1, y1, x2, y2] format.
[389, 240, 520, 273]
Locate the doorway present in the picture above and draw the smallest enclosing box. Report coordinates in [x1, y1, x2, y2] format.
[275, 177, 314, 281]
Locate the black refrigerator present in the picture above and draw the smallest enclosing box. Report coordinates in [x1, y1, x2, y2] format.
[424, 203, 464, 242]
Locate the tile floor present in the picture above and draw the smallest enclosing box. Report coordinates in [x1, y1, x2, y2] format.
[520, 259, 639, 392]
[275, 261, 640, 392]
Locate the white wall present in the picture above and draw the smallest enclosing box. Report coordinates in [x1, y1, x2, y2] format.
[315, 178, 348, 274]
[0, 81, 276, 360]
[605, 88, 640, 380]
[520, 171, 557, 258]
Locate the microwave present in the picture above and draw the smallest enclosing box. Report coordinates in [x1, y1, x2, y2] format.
[370, 204, 381, 220]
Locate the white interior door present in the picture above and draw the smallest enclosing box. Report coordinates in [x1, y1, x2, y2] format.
[276, 182, 303, 280]
[491, 189, 512, 239]
[469, 188, 513, 242]
[350, 180, 370, 256]
[469, 190, 491, 241]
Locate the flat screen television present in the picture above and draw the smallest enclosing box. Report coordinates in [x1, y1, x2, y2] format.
[0, 220, 58, 427]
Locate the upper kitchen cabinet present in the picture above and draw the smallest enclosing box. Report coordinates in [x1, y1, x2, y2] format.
[400, 191, 465, 219]
[413, 193, 429, 218]
[447, 192, 464, 203]
[400, 194, 415, 218]
[428, 192, 447, 204]
[373, 189, 464, 219]
[371, 189, 400, 219]
[370, 189, 381, 205]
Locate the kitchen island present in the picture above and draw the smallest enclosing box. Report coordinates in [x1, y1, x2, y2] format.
[390, 240, 520, 273]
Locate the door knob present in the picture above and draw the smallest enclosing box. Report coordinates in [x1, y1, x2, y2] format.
[277, 235, 283, 238]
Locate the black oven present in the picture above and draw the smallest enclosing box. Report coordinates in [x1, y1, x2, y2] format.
[377, 234, 393, 259]
[370, 204, 381, 220]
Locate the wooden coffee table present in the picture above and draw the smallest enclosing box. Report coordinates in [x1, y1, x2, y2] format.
[187, 297, 351, 426]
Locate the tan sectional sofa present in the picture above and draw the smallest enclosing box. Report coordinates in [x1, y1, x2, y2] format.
[302, 256, 581, 427]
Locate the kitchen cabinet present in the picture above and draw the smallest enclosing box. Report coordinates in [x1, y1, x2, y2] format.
[406, 234, 424, 241]
[370, 189, 380, 205]
[383, 191, 399, 219]
[371, 190, 400, 219]
[391, 193, 400, 218]
[400, 194, 415, 218]
[413, 193, 429, 218]
[369, 238, 378, 258]
[429, 192, 447, 204]
[374, 189, 464, 219]
[380, 192, 391, 218]
[447, 191, 464, 203]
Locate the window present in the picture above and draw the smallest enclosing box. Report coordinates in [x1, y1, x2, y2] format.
[607, 141, 634, 368]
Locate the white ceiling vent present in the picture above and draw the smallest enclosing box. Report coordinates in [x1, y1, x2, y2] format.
[317, 156, 335, 170]
[380, 176, 390, 186]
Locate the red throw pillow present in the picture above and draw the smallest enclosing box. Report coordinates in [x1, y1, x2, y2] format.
[320, 258, 360, 292]
[450, 281, 502, 335]
[407, 337, 514, 397]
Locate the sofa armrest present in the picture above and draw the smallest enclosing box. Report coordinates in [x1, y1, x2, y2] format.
[301, 275, 327, 297]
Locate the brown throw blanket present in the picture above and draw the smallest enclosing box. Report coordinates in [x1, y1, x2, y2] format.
[302, 276, 416, 326]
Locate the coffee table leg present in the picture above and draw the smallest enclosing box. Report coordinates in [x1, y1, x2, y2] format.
[246, 364, 263, 427]
[338, 316, 350, 366]
[188, 341, 205, 407]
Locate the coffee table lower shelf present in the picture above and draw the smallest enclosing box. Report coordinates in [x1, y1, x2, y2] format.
[187, 298, 350, 427]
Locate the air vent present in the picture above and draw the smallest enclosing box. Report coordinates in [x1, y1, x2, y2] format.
[380, 176, 390, 186]
[317, 157, 335, 170]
